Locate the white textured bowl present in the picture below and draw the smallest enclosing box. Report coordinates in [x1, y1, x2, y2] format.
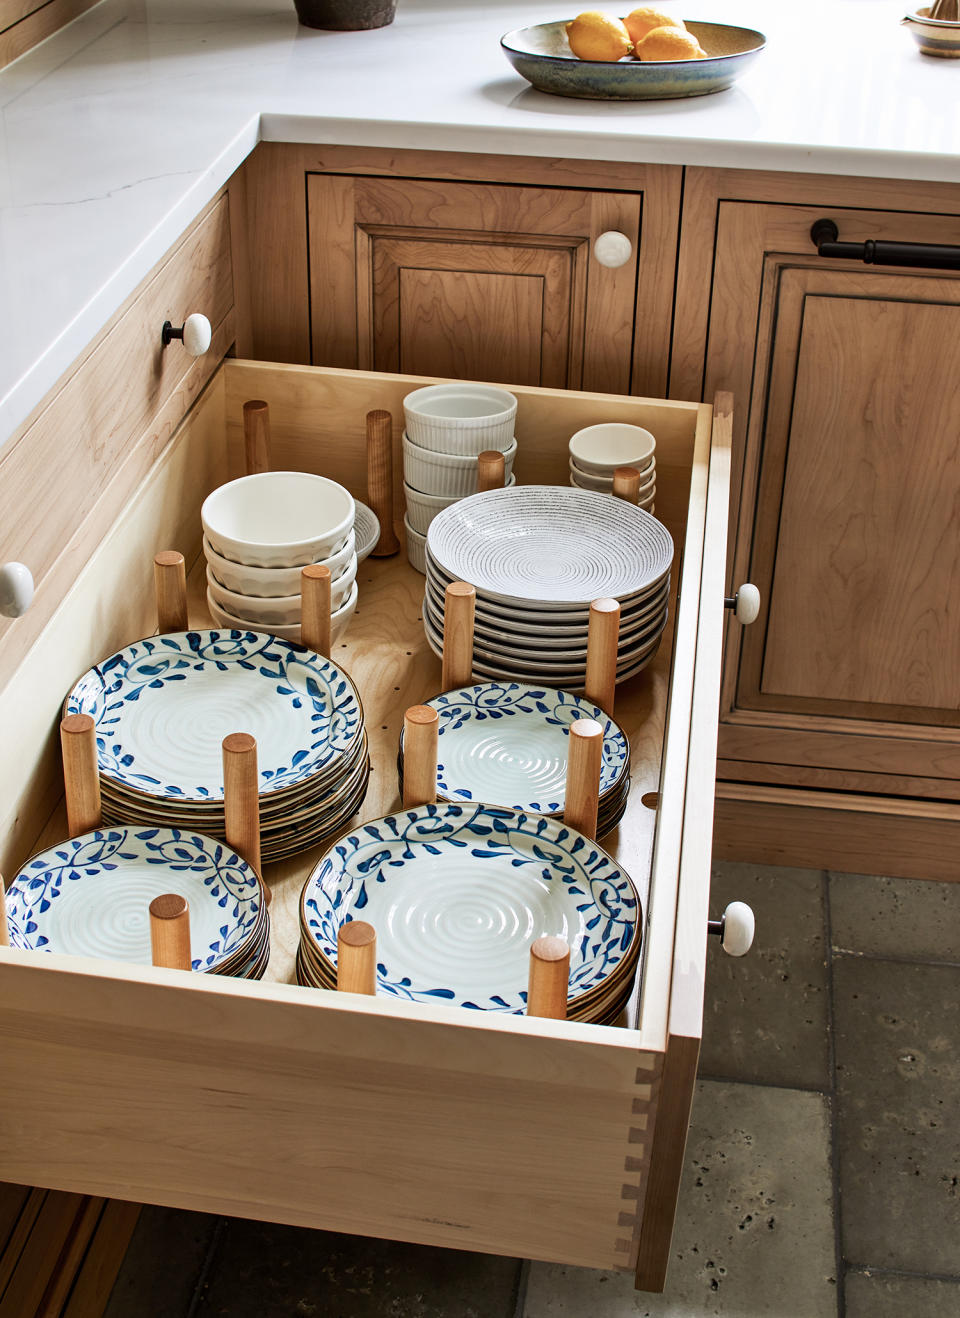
[201, 471, 355, 568]
[403, 433, 518, 497]
[568, 460, 655, 493]
[203, 532, 355, 598]
[568, 423, 656, 476]
[206, 556, 358, 625]
[404, 515, 427, 575]
[206, 580, 358, 644]
[404, 474, 516, 536]
[403, 383, 517, 455]
[353, 501, 380, 563]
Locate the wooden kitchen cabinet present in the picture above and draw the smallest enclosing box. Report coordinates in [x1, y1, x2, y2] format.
[673, 168, 960, 877]
[239, 144, 681, 398]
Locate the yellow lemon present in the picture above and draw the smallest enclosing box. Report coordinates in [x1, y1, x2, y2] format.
[635, 25, 705, 60]
[623, 7, 685, 46]
[565, 11, 634, 61]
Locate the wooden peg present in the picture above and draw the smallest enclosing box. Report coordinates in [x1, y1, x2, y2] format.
[527, 936, 570, 1019]
[366, 409, 400, 557]
[0, 876, 9, 949]
[60, 713, 102, 836]
[612, 466, 642, 504]
[300, 564, 331, 658]
[584, 597, 620, 717]
[441, 581, 475, 692]
[242, 399, 271, 474]
[222, 733, 265, 903]
[153, 550, 188, 633]
[337, 920, 377, 995]
[149, 893, 192, 970]
[477, 450, 506, 493]
[564, 718, 603, 840]
[402, 705, 438, 808]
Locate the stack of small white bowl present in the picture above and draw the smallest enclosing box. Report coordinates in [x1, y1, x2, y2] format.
[202, 471, 360, 643]
[403, 383, 519, 573]
[569, 422, 656, 512]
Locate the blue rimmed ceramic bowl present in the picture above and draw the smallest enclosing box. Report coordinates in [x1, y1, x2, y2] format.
[501, 19, 765, 100]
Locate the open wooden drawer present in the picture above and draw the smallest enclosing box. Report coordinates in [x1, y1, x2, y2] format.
[0, 360, 731, 1293]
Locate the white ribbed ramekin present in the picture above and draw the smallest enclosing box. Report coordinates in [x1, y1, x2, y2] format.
[403, 383, 517, 455]
[403, 433, 517, 497]
[404, 515, 427, 575]
[404, 474, 516, 536]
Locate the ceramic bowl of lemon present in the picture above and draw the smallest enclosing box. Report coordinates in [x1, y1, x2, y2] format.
[500, 15, 765, 100]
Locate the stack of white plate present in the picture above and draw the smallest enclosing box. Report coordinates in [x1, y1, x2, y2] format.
[201, 471, 380, 643]
[64, 631, 370, 864]
[403, 383, 519, 573]
[5, 826, 271, 979]
[569, 422, 656, 511]
[423, 486, 674, 690]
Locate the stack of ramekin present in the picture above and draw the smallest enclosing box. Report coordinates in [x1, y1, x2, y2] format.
[569, 423, 656, 511]
[402, 384, 518, 573]
[201, 471, 360, 643]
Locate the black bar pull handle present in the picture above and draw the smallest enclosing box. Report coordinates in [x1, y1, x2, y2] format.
[811, 218, 960, 272]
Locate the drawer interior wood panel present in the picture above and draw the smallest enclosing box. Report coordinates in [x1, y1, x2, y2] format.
[0, 193, 235, 699]
[0, 360, 726, 1287]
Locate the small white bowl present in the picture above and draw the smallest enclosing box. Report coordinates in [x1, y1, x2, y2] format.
[569, 474, 656, 509]
[203, 532, 355, 598]
[568, 423, 656, 476]
[206, 556, 358, 626]
[403, 433, 518, 497]
[404, 474, 516, 536]
[568, 460, 655, 493]
[403, 383, 517, 455]
[404, 515, 427, 575]
[201, 471, 355, 568]
[206, 580, 359, 644]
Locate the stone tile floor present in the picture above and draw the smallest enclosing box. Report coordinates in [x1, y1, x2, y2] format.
[104, 863, 960, 1318]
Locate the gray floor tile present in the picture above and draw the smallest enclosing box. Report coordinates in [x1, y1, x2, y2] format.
[104, 1205, 220, 1318]
[524, 1079, 837, 1318]
[194, 1218, 523, 1318]
[845, 1269, 960, 1317]
[699, 861, 830, 1089]
[829, 871, 960, 964]
[833, 956, 960, 1274]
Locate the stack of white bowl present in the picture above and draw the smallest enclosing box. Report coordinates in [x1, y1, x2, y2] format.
[201, 471, 360, 643]
[403, 383, 519, 573]
[569, 422, 656, 511]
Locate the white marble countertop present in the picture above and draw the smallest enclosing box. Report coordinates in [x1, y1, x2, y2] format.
[1, 0, 957, 446]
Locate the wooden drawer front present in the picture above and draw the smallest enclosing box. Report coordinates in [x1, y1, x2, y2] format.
[0, 361, 729, 1290]
[703, 200, 960, 784]
[307, 175, 640, 395]
[0, 193, 236, 699]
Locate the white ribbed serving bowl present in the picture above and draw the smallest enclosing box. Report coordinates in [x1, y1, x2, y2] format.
[404, 473, 516, 536]
[201, 472, 355, 568]
[206, 580, 359, 643]
[403, 433, 517, 498]
[404, 515, 428, 574]
[403, 383, 517, 455]
[203, 532, 356, 598]
[568, 423, 656, 476]
[206, 555, 358, 626]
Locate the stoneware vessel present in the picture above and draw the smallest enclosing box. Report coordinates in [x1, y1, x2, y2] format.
[295, 0, 396, 29]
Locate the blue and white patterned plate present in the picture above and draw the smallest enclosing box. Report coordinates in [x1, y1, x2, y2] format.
[300, 802, 640, 1013]
[400, 683, 629, 815]
[5, 827, 263, 971]
[65, 631, 363, 803]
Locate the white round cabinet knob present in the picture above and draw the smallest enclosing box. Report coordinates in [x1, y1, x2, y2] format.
[161, 313, 212, 357]
[593, 231, 633, 269]
[0, 562, 34, 618]
[725, 582, 761, 625]
[708, 901, 756, 957]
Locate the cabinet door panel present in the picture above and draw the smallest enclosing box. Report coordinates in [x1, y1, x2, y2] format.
[307, 174, 640, 393]
[704, 200, 960, 781]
